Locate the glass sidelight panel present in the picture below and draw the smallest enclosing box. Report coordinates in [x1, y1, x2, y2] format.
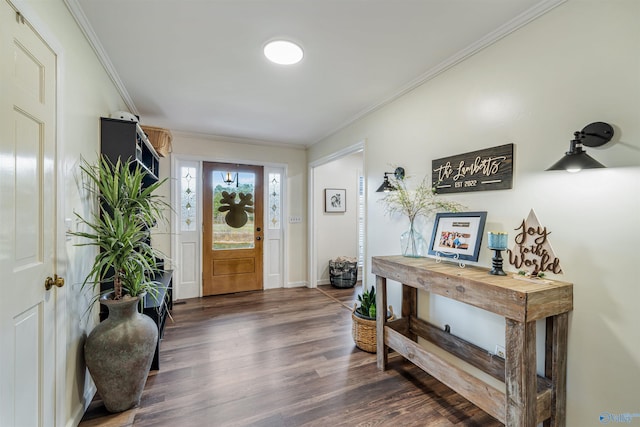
[180, 166, 197, 231]
[268, 172, 281, 230]
[211, 170, 256, 250]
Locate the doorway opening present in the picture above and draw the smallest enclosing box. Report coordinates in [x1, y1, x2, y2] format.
[308, 142, 365, 289]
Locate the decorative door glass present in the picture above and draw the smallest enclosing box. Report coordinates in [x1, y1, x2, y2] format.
[268, 172, 281, 230]
[180, 166, 197, 231]
[211, 170, 256, 250]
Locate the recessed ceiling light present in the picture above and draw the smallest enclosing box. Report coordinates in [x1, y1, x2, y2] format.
[264, 40, 304, 65]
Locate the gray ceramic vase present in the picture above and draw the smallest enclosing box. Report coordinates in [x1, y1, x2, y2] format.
[84, 294, 158, 413]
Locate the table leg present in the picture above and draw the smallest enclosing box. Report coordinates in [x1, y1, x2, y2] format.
[544, 313, 568, 427]
[402, 285, 417, 341]
[376, 275, 388, 370]
[506, 318, 537, 427]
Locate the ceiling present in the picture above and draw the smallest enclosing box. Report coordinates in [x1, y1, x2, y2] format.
[69, 0, 562, 147]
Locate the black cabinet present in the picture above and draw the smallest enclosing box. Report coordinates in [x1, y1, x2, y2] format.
[100, 117, 159, 187]
[143, 270, 173, 371]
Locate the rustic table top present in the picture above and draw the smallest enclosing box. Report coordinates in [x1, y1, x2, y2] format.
[371, 255, 573, 321]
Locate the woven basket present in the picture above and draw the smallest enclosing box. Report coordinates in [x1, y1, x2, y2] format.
[351, 305, 394, 353]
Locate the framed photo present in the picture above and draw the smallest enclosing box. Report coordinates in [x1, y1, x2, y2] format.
[428, 211, 487, 262]
[324, 188, 346, 213]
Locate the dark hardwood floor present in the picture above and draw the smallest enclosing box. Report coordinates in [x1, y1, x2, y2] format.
[79, 285, 502, 427]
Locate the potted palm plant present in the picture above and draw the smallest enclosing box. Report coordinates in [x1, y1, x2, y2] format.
[71, 154, 169, 412]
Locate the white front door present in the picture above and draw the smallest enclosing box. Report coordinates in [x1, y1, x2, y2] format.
[0, 1, 59, 426]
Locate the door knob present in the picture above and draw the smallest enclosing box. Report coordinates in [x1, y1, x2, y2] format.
[45, 275, 65, 291]
[256, 236, 262, 241]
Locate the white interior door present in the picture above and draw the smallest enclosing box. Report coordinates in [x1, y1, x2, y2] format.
[0, 1, 58, 426]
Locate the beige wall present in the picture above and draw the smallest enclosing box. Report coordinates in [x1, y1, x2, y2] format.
[171, 132, 308, 286]
[309, 0, 640, 424]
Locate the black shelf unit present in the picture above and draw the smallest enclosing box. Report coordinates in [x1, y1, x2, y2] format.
[99, 117, 170, 370]
[100, 117, 159, 187]
[143, 270, 173, 371]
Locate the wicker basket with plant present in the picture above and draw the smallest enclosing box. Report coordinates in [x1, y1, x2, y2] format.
[352, 286, 394, 353]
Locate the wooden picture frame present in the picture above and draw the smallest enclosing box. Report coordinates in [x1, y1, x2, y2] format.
[428, 211, 487, 262]
[324, 188, 346, 213]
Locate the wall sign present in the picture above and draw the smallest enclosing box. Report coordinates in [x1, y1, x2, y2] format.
[507, 209, 563, 276]
[431, 143, 514, 194]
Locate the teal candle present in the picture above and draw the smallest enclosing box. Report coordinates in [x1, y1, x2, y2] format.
[487, 232, 508, 250]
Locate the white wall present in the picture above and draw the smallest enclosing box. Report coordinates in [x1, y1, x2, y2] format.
[308, 0, 640, 425]
[314, 152, 362, 284]
[170, 132, 308, 287]
[18, 0, 130, 425]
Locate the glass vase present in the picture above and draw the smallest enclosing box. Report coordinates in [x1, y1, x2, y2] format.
[400, 223, 426, 258]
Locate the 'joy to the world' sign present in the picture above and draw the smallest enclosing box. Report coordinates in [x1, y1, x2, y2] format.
[508, 209, 563, 276]
[432, 143, 513, 194]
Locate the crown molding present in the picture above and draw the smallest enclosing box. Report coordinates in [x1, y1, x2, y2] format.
[172, 129, 308, 151]
[64, 0, 138, 114]
[311, 0, 567, 146]
[64, 0, 565, 147]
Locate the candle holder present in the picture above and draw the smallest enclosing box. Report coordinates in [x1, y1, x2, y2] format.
[487, 232, 508, 276]
[489, 249, 506, 276]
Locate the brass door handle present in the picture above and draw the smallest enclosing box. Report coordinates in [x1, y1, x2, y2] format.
[45, 275, 65, 291]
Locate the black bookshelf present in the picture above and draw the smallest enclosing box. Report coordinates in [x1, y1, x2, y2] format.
[99, 117, 170, 370]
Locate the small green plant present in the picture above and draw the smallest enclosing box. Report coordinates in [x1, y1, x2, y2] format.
[356, 286, 377, 319]
[518, 270, 546, 279]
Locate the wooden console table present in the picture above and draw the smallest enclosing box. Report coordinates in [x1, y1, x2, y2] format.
[372, 256, 573, 427]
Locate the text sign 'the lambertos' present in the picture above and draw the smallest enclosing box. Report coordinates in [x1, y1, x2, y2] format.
[431, 143, 514, 194]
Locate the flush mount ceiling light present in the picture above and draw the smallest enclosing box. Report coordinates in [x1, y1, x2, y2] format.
[546, 122, 614, 172]
[263, 40, 303, 65]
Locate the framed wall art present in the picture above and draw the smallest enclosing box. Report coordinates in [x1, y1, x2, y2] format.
[324, 188, 346, 213]
[428, 211, 487, 262]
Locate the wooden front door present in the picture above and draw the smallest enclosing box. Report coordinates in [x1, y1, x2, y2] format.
[203, 162, 263, 295]
[0, 1, 59, 425]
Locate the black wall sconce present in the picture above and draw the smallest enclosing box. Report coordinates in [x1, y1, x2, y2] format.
[376, 167, 405, 192]
[546, 122, 614, 172]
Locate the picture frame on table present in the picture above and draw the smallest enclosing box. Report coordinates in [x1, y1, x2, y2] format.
[324, 188, 346, 213]
[428, 211, 487, 262]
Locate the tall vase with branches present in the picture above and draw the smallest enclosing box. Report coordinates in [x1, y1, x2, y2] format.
[380, 172, 463, 257]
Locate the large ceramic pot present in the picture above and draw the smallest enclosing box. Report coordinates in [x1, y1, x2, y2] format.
[84, 294, 158, 412]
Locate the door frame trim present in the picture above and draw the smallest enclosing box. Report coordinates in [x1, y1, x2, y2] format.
[171, 154, 288, 299]
[308, 140, 365, 289]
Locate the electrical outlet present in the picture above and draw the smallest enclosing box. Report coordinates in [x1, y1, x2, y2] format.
[495, 344, 506, 359]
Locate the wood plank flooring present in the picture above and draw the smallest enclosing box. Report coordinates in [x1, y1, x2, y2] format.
[79, 285, 502, 427]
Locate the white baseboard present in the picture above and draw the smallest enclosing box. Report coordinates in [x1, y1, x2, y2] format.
[68, 383, 96, 427]
[286, 281, 308, 288]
